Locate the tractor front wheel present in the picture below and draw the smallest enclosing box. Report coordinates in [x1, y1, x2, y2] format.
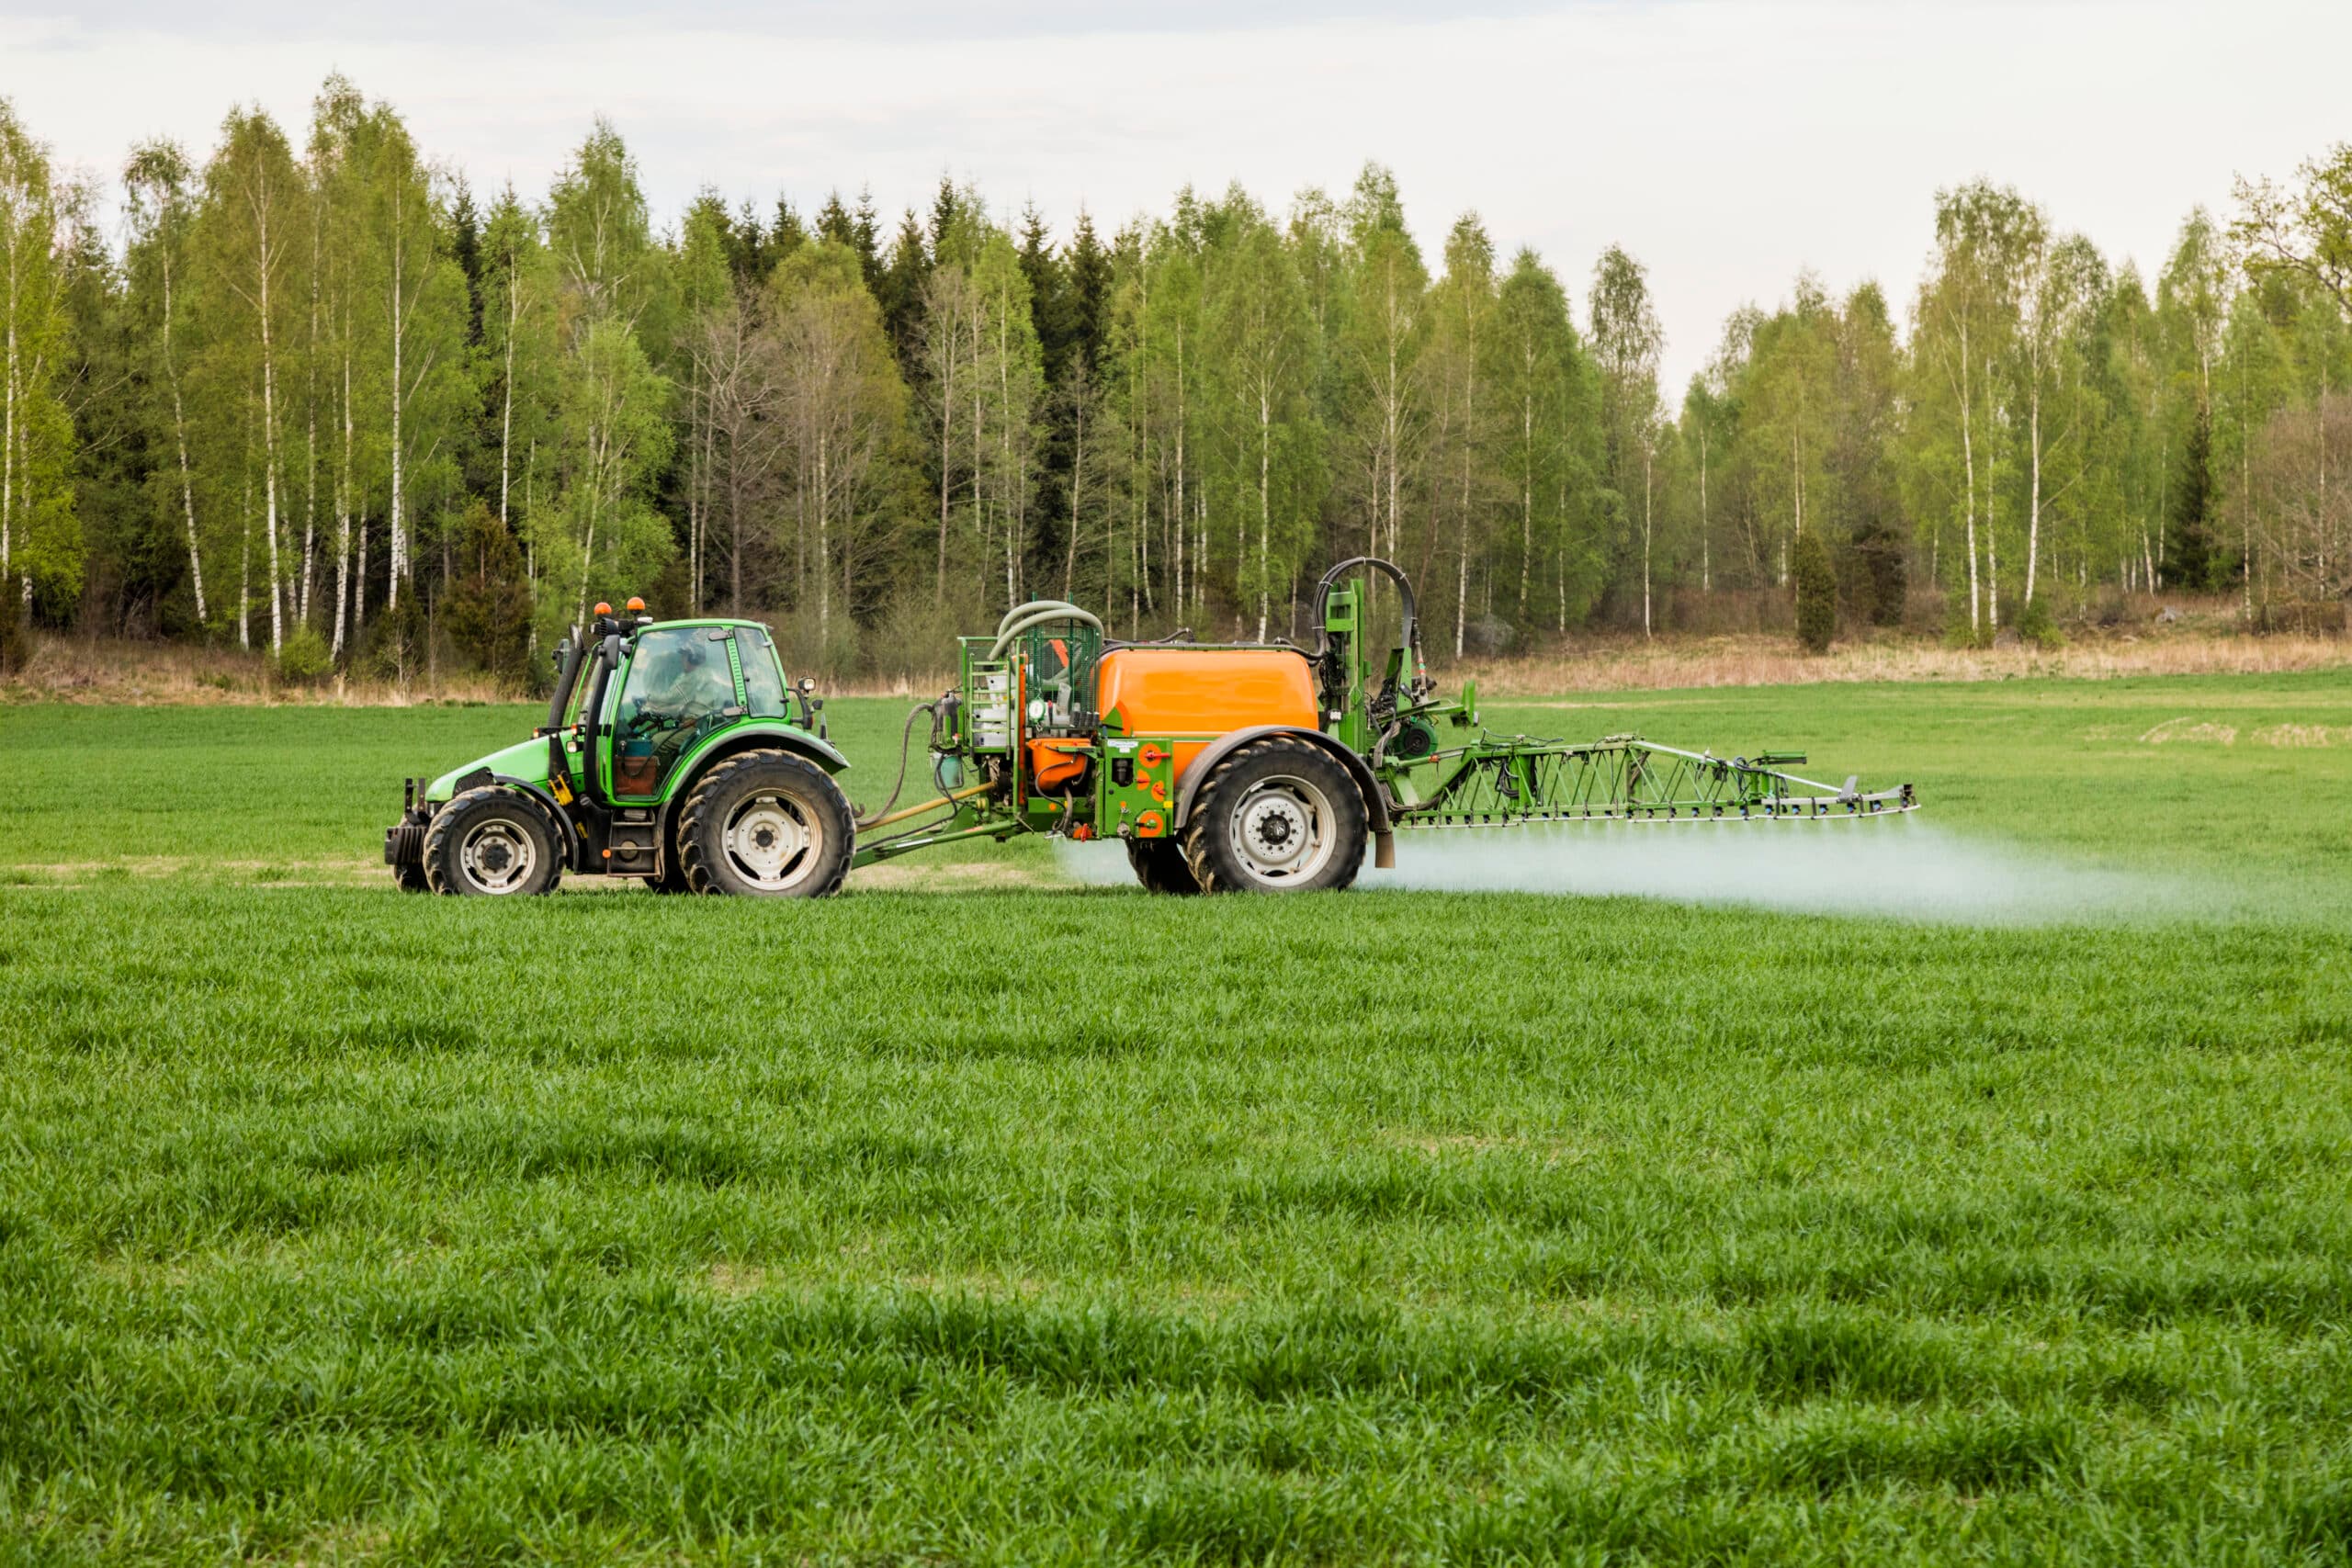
[1182, 737, 1367, 894]
[421, 787, 563, 897]
[1125, 836, 1200, 895]
[676, 750, 854, 897]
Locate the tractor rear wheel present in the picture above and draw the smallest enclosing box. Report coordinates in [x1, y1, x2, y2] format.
[1182, 737, 1367, 894]
[676, 750, 854, 897]
[421, 786, 563, 897]
[1125, 836, 1200, 895]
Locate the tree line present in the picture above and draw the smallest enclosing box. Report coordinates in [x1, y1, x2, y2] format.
[5, 80, 2350, 683]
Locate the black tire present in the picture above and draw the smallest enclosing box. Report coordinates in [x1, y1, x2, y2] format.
[421, 786, 563, 897]
[676, 750, 854, 897]
[1125, 835, 1201, 895]
[1182, 737, 1367, 894]
[392, 861, 432, 894]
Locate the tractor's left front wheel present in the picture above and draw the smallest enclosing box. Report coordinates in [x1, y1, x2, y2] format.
[421, 787, 563, 897]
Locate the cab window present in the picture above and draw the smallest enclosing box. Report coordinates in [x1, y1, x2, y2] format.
[612, 627, 741, 796]
[738, 626, 790, 718]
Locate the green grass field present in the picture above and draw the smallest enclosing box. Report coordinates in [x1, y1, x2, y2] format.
[4, 672, 2350, 1563]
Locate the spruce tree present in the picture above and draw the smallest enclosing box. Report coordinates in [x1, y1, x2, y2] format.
[1064, 209, 1112, 373]
[1794, 527, 1838, 652]
[876, 209, 931, 375]
[852, 186, 881, 292]
[2165, 402, 2216, 591]
[768, 197, 806, 266]
[815, 191, 854, 250]
[450, 178, 483, 346]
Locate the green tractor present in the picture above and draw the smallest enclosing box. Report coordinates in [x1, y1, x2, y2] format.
[384, 599, 853, 897]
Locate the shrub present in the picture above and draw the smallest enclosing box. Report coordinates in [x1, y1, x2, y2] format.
[440, 501, 534, 685]
[2015, 595, 2064, 649]
[363, 585, 430, 685]
[275, 626, 332, 684]
[0, 582, 27, 676]
[1848, 516, 1908, 626]
[1793, 529, 1838, 654]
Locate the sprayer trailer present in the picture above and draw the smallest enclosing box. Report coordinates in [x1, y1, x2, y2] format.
[385, 561, 1917, 897]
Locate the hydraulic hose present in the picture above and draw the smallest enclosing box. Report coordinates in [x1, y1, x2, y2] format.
[987, 604, 1105, 662]
[996, 600, 1091, 637]
[854, 702, 935, 829]
[1311, 557, 1421, 671]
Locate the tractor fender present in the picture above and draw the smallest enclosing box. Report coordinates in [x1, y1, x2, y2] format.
[654, 725, 852, 852]
[1172, 725, 1394, 848]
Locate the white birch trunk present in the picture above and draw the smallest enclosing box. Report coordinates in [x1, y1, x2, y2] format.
[1256, 388, 1271, 643]
[387, 214, 406, 609]
[255, 186, 284, 654]
[2025, 379, 2042, 607]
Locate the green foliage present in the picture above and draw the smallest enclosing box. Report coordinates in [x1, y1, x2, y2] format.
[2165, 401, 2218, 591]
[1847, 513, 1907, 626]
[360, 573, 428, 682]
[2013, 592, 2064, 649]
[439, 498, 533, 683]
[527, 317, 673, 645]
[0, 98, 83, 609]
[40, 90, 2352, 666]
[1792, 525, 1837, 651]
[0, 578, 26, 672]
[1203, 195, 1324, 639]
[273, 622, 331, 682]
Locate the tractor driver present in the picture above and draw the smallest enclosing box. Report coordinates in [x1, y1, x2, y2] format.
[628, 635, 731, 773]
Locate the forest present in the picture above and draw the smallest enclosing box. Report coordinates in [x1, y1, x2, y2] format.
[3, 78, 2350, 683]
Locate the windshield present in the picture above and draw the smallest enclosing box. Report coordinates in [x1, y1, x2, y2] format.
[612, 627, 742, 796]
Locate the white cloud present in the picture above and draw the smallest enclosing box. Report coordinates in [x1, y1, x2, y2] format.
[6, 0, 2345, 387]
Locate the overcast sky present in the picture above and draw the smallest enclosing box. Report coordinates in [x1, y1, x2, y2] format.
[6, 0, 2346, 388]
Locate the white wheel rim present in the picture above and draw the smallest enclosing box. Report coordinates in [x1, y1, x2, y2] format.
[459, 818, 538, 894]
[1228, 773, 1336, 886]
[726, 792, 820, 890]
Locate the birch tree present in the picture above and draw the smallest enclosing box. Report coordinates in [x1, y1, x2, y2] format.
[528, 317, 672, 640]
[476, 185, 560, 615]
[1493, 249, 1600, 629]
[122, 141, 210, 627]
[191, 106, 307, 654]
[1589, 245, 1663, 636]
[1425, 215, 1499, 653]
[1912, 181, 2036, 635]
[762, 239, 910, 658]
[0, 100, 78, 613]
[1335, 166, 1427, 566]
[1202, 197, 1322, 640]
[360, 104, 469, 612]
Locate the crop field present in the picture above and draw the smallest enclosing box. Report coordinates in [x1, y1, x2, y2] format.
[4, 671, 2351, 1563]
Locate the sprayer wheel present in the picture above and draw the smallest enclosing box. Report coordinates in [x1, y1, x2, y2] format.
[1182, 737, 1367, 895]
[1125, 836, 1200, 895]
[676, 750, 854, 897]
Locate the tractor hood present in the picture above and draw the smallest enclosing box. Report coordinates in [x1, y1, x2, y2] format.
[425, 737, 552, 802]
